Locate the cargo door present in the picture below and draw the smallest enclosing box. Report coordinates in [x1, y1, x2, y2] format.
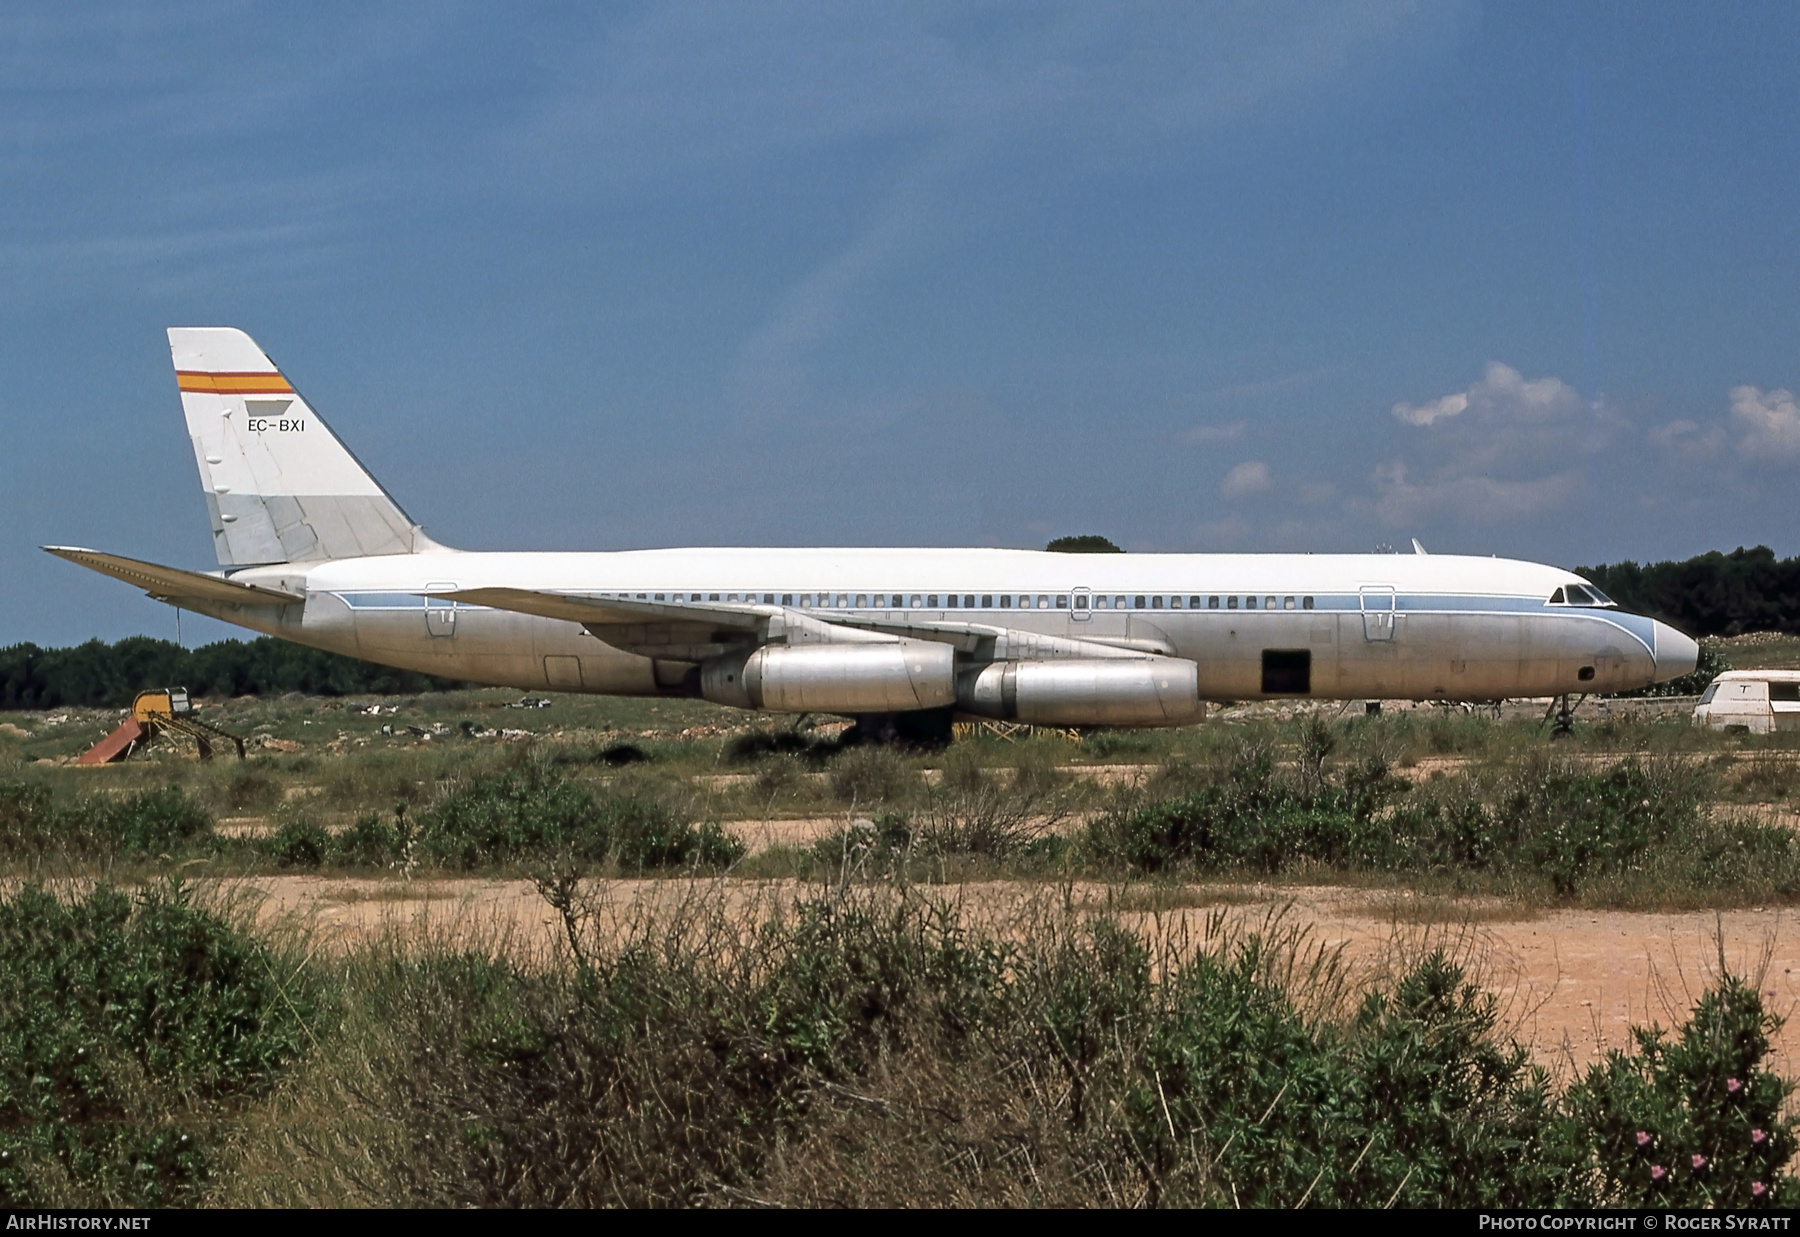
[1359, 586, 1396, 642]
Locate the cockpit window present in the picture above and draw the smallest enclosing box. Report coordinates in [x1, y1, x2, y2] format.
[1551, 583, 1617, 607]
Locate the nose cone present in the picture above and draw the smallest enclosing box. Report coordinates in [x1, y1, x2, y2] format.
[1653, 621, 1699, 682]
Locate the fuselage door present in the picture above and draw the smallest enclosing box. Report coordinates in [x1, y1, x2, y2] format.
[1071, 587, 1091, 621]
[1359, 586, 1396, 642]
[425, 582, 457, 638]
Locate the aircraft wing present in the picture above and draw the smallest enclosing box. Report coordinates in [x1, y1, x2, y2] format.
[434, 587, 768, 628]
[44, 546, 305, 606]
[437, 586, 1165, 663]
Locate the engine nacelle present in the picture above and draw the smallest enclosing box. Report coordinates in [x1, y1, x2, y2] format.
[957, 657, 1201, 727]
[700, 640, 955, 714]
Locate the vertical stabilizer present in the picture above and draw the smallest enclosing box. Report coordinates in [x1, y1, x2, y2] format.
[170, 327, 437, 566]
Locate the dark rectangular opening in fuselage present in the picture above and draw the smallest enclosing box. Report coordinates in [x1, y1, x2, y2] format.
[1262, 649, 1311, 695]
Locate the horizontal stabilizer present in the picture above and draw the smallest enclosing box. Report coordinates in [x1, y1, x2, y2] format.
[43, 546, 305, 606]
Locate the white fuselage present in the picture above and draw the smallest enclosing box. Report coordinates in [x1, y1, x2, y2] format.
[174, 546, 1698, 711]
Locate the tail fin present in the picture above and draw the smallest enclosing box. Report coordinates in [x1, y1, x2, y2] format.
[170, 327, 440, 566]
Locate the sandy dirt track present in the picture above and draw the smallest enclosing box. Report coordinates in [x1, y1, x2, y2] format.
[235, 874, 1800, 1076]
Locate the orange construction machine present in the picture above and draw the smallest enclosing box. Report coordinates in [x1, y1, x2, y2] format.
[77, 688, 246, 765]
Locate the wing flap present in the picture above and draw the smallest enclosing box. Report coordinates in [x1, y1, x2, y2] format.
[44, 546, 305, 605]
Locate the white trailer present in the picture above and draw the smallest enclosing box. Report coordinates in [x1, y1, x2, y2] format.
[1693, 670, 1800, 734]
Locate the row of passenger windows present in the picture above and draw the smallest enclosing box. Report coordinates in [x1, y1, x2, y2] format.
[604, 592, 1317, 611]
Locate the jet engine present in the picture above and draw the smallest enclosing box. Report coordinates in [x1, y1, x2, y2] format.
[957, 657, 1201, 726]
[700, 640, 955, 713]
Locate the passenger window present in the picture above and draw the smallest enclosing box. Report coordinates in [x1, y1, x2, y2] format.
[910, 595, 922, 607]
[1151, 596, 1163, 609]
[1134, 596, 1146, 609]
[1021, 595, 1034, 609]
[982, 595, 993, 608]
[655, 593, 666, 601]
[1000, 595, 1012, 608]
[1228, 596, 1238, 610]
[1070, 595, 1083, 610]
[781, 594, 793, 605]
[1209, 596, 1219, 609]
[800, 595, 812, 607]
[854, 594, 867, 607]
[1170, 596, 1182, 609]
[926, 595, 937, 607]
[1284, 596, 1295, 610]
[1303, 596, 1314, 609]
[1115, 596, 1126, 609]
[1037, 595, 1049, 609]
[1265, 596, 1276, 610]
[888, 594, 901, 607]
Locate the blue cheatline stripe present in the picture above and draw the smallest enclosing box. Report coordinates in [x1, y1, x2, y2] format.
[331, 587, 1654, 647]
[336, 593, 427, 609]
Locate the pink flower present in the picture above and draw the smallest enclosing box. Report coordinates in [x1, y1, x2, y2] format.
[1637, 1131, 1652, 1147]
[1728, 1078, 1743, 1094]
[1692, 1154, 1708, 1170]
[1754, 1129, 1768, 1145]
[1651, 1165, 1667, 1180]
[1753, 1182, 1768, 1198]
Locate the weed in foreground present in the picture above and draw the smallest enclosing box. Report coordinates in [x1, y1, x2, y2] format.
[0, 881, 317, 1206]
[211, 886, 1796, 1207]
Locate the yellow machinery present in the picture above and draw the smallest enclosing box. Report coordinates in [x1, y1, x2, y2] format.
[78, 687, 246, 765]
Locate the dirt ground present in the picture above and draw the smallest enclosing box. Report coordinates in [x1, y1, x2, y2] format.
[235, 873, 1800, 1077]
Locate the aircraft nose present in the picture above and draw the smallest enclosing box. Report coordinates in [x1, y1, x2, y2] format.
[1653, 622, 1699, 682]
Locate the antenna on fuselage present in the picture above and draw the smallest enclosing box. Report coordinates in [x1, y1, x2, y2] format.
[1412, 539, 1428, 555]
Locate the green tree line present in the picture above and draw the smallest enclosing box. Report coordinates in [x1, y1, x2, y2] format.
[0, 636, 465, 709]
[1580, 546, 1800, 637]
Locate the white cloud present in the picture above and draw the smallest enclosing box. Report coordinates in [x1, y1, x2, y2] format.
[1391, 362, 1581, 427]
[1371, 460, 1581, 525]
[1391, 390, 1467, 426]
[1181, 420, 1247, 445]
[1221, 460, 1271, 497]
[1648, 418, 1723, 458]
[1371, 361, 1598, 528]
[1730, 385, 1800, 459]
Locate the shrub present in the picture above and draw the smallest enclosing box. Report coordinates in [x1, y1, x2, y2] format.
[0, 781, 56, 856]
[416, 766, 742, 871]
[272, 819, 330, 869]
[1559, 975, 1797, 1206]
[0, 882, 314, 1206]
[417, 765, 606, 868]
[828, 747, 918, 807]
[1088, 746, 1406, 873]
[603, 797, 745, 871]
[331, 812, 399, 868]
[90, 785, 214, 857]
[1501, 761, 1705, 896]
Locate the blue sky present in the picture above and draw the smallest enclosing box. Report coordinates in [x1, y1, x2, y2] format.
[4, 1, 1799, 645]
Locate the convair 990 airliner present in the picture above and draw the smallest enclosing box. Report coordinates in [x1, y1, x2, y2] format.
[48, 328, 1699, 735]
